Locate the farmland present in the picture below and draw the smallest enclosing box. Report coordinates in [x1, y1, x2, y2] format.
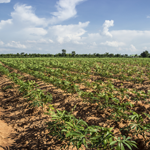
[0, 57, 150, 150]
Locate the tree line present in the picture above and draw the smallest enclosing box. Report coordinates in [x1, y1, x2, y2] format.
[0, 49, 149, 58]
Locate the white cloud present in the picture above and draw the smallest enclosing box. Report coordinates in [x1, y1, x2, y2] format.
[11, 3, 48, 27]
[10, 1, 87, 27]
[118, 47, 122, 51]
[129, 44, 137, 52]
[0, 0, 10, 3]
[49, 39, 54, 43]
[101, 20, 114, 37]
[73, 41, 85, 45]
[48, 21, 89, 44]
[38, 48, 42, 50]
[0, 3, 49, 42]
[100, 41, 126, 47]
[6, 41, 26, 49]
[88, 33, 101, 39]
[26, 39, 54, 44]
[23, 28, 47, 36]
[38, 39, 49, 43]
[0, 40, 4, 45]
[110, 30, 150, 43]
[143, 46, 148, 50]
[93, 42, 97, 46]
[49, 0, 86, 24]
[26, 40, 37, 43]
[0, 19, 12, 29]
[0, 2, 89, 43]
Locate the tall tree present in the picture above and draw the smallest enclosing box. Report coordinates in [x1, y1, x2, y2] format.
[20, 52, 25, 55]
[72, 51, 76, 57]
[109, 53, 114, 57]
[62, 49, 66, 56]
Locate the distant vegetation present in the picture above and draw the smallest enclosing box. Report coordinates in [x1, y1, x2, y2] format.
[0, 49, 150, 58]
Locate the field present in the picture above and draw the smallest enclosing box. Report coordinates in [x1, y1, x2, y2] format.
[0, 57, 150, 150]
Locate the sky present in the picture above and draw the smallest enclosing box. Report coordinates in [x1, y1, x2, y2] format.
[0, 0, 150, 55]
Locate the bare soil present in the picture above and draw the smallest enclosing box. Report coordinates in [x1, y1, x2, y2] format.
[0, 74, 87, 150]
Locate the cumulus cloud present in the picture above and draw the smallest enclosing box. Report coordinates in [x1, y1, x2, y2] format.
[101, 20, 114, 37]
[0, 3, 49, 42]
[129, 44, 137, 52]
[38, 48, 42, 50]
[0, 1, 88, 42]
[110, 30, 150, 44]
[0, 40, 4, 45]
[0, 1, 90, 43]
[48, 21, 89, 44]
[26, 39, 54, 44]
[88, 33, 101, 38]
[143, 46, 148, 50]
[10, 0, 87, 27]
[49, 39, 54, 43]
[6, 41, 26, 49]
[26, 40, 36, 43]
[73, 41, 85, 45]
[0, 0, 10, 3]
[93, 42, 97, 46]
[23, 28, 47, 36]
[0, 19, 12, 29]
[100, 41, 126, 47]
[38, 39, 49, 43]
[49, 0, 86, 24]
[11, 3, 48, 27]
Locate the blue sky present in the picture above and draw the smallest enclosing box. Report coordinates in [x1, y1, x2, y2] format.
[0, 0, 150, 55]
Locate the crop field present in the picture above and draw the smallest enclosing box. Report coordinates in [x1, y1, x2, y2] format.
[0, 57, 150, 150]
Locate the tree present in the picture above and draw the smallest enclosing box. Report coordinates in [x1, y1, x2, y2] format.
[140, 50, 149, 57]
[96, 53, 100, 57]
[88, 53, 92, 57]
[58, 53, 62, 57]
[66, 53, 72, 57]
[62, 49, 66, 56]
[109, 53, 114, 57]
[104, 52, 109, 57]
[115, 54, 121, 57]
[72, 51, 76, 57]
[24, 53, 28, 57]
[93, 53, 97, 57]
[76, 54, 79, 57]
[20, 52, 25, 55]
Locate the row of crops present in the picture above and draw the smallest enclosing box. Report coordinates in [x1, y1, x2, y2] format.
[0, 57, 150, 150]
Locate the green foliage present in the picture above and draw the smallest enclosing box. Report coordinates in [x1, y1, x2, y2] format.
[140, 50, 150, 57]
[0, 49, 149, 58]
[0, 58, 150, 150]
